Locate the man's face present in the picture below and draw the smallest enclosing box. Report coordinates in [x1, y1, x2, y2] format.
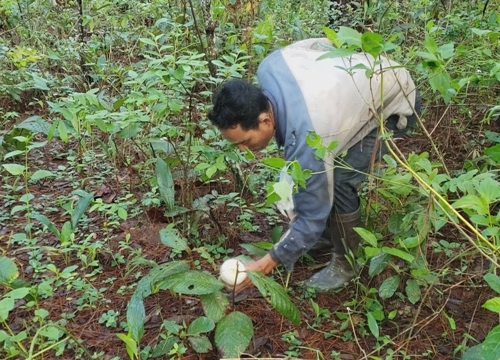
[220, 113, 274, 152]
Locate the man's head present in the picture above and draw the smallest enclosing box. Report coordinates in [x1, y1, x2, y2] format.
[208, 79, 275, 152]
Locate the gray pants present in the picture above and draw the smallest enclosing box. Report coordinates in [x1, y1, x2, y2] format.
[333, 94, 421, 214]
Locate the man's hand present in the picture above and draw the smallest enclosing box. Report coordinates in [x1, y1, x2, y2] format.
[233, 253, 278, 294]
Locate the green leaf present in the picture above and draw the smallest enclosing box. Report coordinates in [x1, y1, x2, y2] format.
[461, 344, 483, 360]
[262, 157, 286, 169]
[0, 298, 15, 322]
[32, 74, 49, 90]
[188, 335, 213, 354]
[484, 144, 500, 163]
[32, 213, 60, 238]
[484, 273, 500, 295]
[134, 261, 190, 298]
[368, 252, 390, 277]
[58, 120, 68, 142]
[379, 275, 400, 299]
[159, 224, 188, 252]
[215, 311, 253, 357]
[381, 246, 415, 263]
[4, 150, 24, 159]
[71, 191, 93, 229]
[116, 333, 138, 360]
[139, 38, 156, 47]
[322, 27, 340, 47]
[337, 26, 362, 48]
[16, 116, 49, 135]
[366, 311, 379, 339]
[158, 270, 224, 295]
[151, 337, 177, 358]
[424, 34, 438, 54]
[156, 158, 175, 210]
[476, 177, 500, 204]
[405, 279, 421, 304]
[317, 48, 357, 60]
[30, 170, 56, 182]
[482, 297, 500, 313]
[361, 32, 383, 58]
[200, 292, 229, 323]
[127, 294, 145, 343]
[0, 257, 19, 285]
[482, 324, 500, 360]
[2, 163, 25, 175]
[149, 138, 174, 155]
[247, 271, 300, 325]
[187, 317, 215, 336]
[354, 227, 377, 247]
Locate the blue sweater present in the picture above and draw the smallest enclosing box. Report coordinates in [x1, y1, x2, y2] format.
[256, 38, 417, 271]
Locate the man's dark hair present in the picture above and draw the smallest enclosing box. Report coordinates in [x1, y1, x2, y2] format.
[208, 79, 270, 130]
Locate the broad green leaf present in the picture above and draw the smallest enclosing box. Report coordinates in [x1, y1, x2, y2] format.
[484, 273, 500, 295]
[366, 311, 379, 339]
[188, 335, 213, 353]
[16, 116, 51, 134]
[0, 298, 15, 321]
[425, 34, 438, 54]
[240, 243, 268, 257]
[127, 294, 145, 342]
[482, 297, 500, 313]
[482, 324, 500, 360]
[159, 224, 188, 252]
[116, 333, 138, 360]
[4, 150, 24, 159]
[187, 316, 215, 336]
[6, 287, 31, 300]
[337, 26, 362, 48]
[58, 120, 68, 142]
[453, 195, 489, 215]
[134, 261, 190, 298]
[354, 227, 377, 247]
[32, 213, 60, 238]
[484, 144, 500, 163]
[151, 337, 177, 358]
[379, 275, 400, 299]
[476, 177, 500, 204]
[38, 325, 62, 341]
[322, 26, 340, 48]
[247, 271, 300, 325]
[71, 191, 93, 229]
[381, 247, 415, 263]
[361, 32, 383, 58]
[139, 38, 156, 47]
[405, 279, 421, 304]
[461, 344, 483, 360]
[0, 256, 19, 285]
[368, 252, 390, 277]
[156, 158, 175, 210]
[262, 157, 286, 169]
[32, 74, 49, 90]
[159, 270, 224, 295]
[30, 170, 56, 182]
[149, 138, 174, 155]
[2, 163, 25, 175]
[215, 311, 253, 357]
[200, 292, 229, 323]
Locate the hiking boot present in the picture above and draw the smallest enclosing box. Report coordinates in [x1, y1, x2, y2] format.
[305, 207, 361, 292]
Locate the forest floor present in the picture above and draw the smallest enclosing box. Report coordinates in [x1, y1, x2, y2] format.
[2, 97, 499, 360]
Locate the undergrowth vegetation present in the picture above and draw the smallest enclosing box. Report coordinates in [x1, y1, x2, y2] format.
[0, 0, 499, 359]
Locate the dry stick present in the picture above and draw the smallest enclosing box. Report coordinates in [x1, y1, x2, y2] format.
[428, 102, 452, 137]
[347, 307, 368, 359]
